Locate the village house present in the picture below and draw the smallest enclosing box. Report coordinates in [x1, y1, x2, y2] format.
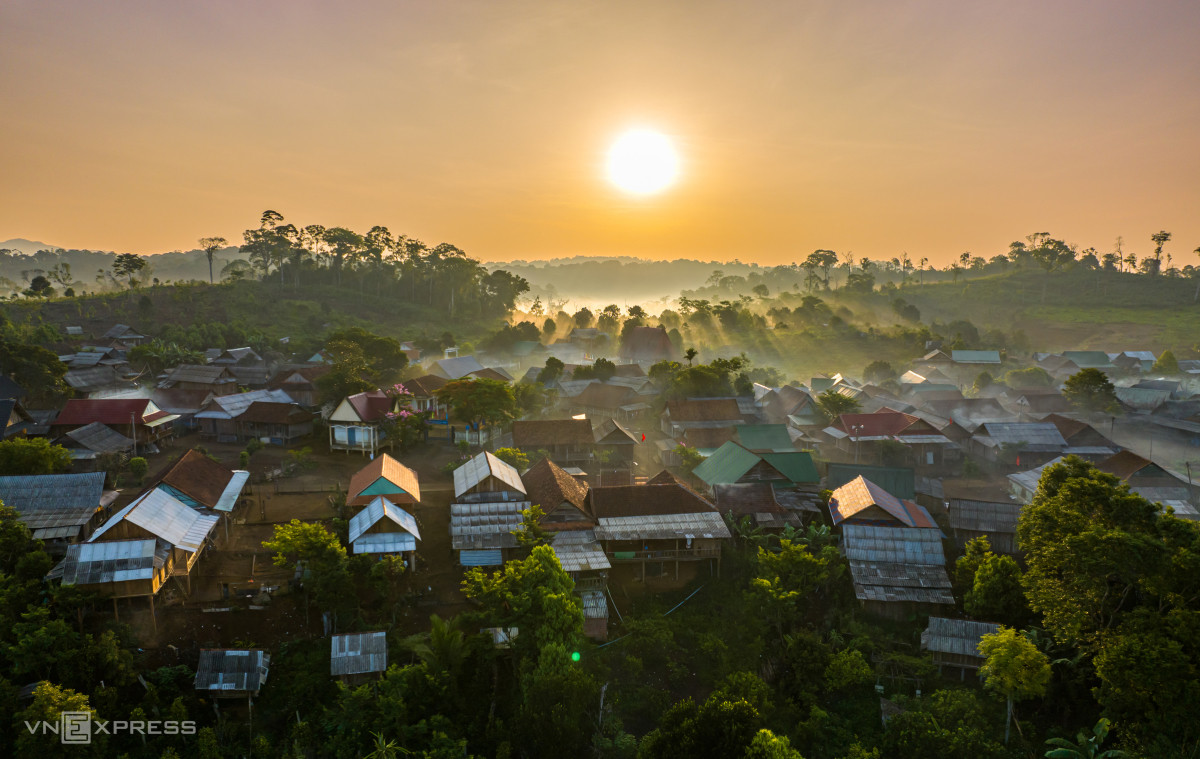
[428, 355, 486, 381]
[52, 398, 179, 450]
[590, 471, 731, 582]
[825, 463, 916, 500]
[567, 382, 649, 422]
[194, 389, 306, 445]
[618, 325, 678, 365]
[150, 388, 214, 432]
[842, 523, 953, 620]
[195, 649, 271, 699]
[712, 481, 807, 531]
[921, 617, 1002, 679]
[827, 476, 941, 530]
[661, 398, 751, 437]
[159, 364, 239, 396]
[942, 479, 1022, 555]
[0, 472, 116, 552]
[511, 418, 596, 465]
[54, 421, 135, 465]
[591, 417, 641, 466]
[265, 365, 331, 408]
[103, 323, 147, 346]
[0, 397, 33, 439]
[327, 390, 395, 456]
[150, 448, 251, 542]
[331, 631, 388, 684]
[403, 375, 450, 419]
[826, 411, 956, 467]
[64, 366, 137, 398]
[347, 453, 421, 508]
[347, 496, 421, 568]
[970, 422, 1068, 466]
[692, 441, 819, 491]
[449, 451, 530, 567]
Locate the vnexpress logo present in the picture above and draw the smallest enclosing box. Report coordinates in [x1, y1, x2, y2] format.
[24, 714, 196, 744]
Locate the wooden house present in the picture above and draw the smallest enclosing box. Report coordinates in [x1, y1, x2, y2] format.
[0, 472, 112, 551]
[55, 422, 135, 465]
[347, 454, 421, 508]
[568, 382, 648, 422]
[266, 365, 331, 408]
[194, 389, 305, 445]
[403, 375, 449, 420]
[150, 448, 251, 541]
[713, 482, 804, 531]
[63, 366, 137, 398]
[512, 418, 596, 464]
[103, 324, 147, 346]
[0, 398, 34, 439]
[921, 617, 1002, 678]
[827, 411, 956, 467]
[592, 417, 641, 465]
[618, 326, 678, 365]
[159, 364, 238, 396]
[449, 451, 530, 566]
[590, 472, 731, 582]
[52, 398, 179, 449]
[328, 390, 395, 456]
[692, 441, 819, 491]
[331, 632, 387, 684]
[662, 398, 747, 437]
[842, 524, 953, 620]
[971, 422, 1068, 465]
[828, 475, 940, 529]
[195, 650, 270, 698]
[942, 479, 1021, 554]
[348, 497, 421, 568]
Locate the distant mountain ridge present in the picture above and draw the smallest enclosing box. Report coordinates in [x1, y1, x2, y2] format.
[0, 238, 62, 256]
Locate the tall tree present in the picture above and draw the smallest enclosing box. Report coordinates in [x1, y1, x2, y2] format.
[197, 236, 227, 284]
[1062, 368, 1119, 413]
[978, 627, 1051, 744]
[436, 378, 517, 434]
[321, 227, 365, 287]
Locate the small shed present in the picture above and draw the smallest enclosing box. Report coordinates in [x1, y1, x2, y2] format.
[921, 617, 1002, 678]
[195, 649, 270, 698]
[330, 631, 388, 682]
[348, 496, 421, 567]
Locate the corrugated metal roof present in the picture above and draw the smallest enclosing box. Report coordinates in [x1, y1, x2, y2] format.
[842, 524, 947, 565]
[348, 497, 421, 543]
[0, 472, 105, 533]
[827, 464, 915, 499]
[460, 549, 504, 566]
[213, 471, 250, 513]
[195, 650, 270, 693]
[450, 500, 528, 549]
[330, 631, 388, 676]
[62, 422, 134, 453]
[849, 561, 954, 604]
[51, 538, 169, 585]
[921, 617, 1001, 657]
[453, 451, 525, 499]
[952, 350, 1002, 364]
[734, 424, 793, 452]
[194, 389, 295, 420]
[976, 423, 1067, 451]
[948, 500, 1020, 534]
[91, 488, 218, 551]
[551, 530, 611, 572]
[353, 532, 418, 554]
[580, 589, 608, 619]
[433, 355, 486, 379]
[594, 512, 730, 541]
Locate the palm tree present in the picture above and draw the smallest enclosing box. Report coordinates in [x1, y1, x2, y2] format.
[684, 347, 698, 366]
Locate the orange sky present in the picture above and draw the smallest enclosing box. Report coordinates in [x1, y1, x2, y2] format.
[2, 0, 1199, 265]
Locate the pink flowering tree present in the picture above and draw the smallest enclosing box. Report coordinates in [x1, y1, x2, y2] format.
[380, 383, 429, 452]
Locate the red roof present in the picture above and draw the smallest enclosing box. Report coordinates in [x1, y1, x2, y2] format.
[834, 411, 925, 438]
[347, 391, 393, 422]
[55, 398, 169, 427]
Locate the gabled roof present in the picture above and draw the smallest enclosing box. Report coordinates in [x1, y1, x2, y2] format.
[522, 458, 591, 519]
[155, 449, 245, 511]
[975, 422, 1067, 451]
[432, 355, 486, 380]
[512, 419, 594, 448]
[589, 482, 718, 519]
[828, 476, 937, 528]
[331, 631, 388, 676]
[592, 417, 640, 445]
[194, 389, 296, 420]
[0, 375, 27, 399]
[237, 402, 314, 425]
[345, 390, 393, 422]
[842, 524, 947, 565]
[348, 454, 421, 505]
[55, 398, 172, 427]
[151, 388, 214, 414]
[213, 347, 262, 365]
[162, 364, 236, 386]
[573, 382, 638, 410]
[666, 398, 743, 423]
[951, 350, 1002, 364]
[195, 650, 270, 693]
[405, 374, 448, 397]
[453, 451, 526, 499]
[63, 367, 135, 394]
[1062, 351, 1114, 369]
[267, 365, 331, 389]
[61, 422, 134, 454]
[469, 367, 514, 383]
[0, 472, 106, 538]
[91, 488, 219, 551]
[826, 464, 916, 500]
[348, 496, 421, 543]
[692, 441, 818, 487]
[834, 411, 924, 439]
[735, 424, 793, 452]
[1097, 450, 1171, 481]
[103, 324, 144, 340]
[619, 326, 677, 362]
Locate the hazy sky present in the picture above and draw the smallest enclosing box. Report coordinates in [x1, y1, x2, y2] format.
[3, 0, 1199, 265]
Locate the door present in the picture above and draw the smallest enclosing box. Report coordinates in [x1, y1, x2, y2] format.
[348, 427, 357, 446]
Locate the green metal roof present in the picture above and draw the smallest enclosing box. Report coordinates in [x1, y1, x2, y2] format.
[736, 424, 793, 452]
[693, 442, 818, 486]
[693, 442, 760, 486]
[760, 451, 819, 483]
[826, 463, 915, 499]
[1062, 351, 1113, 368]
[359, 477, 411, 498]
[951, 350, 1001, 364]
[810, 378, 836, 393]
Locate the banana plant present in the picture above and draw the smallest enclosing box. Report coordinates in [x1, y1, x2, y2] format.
[1044, 718, 1127, 758]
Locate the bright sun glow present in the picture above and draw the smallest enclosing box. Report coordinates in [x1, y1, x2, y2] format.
[607, 129, 680, 195]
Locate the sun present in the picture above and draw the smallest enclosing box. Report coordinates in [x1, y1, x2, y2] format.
[607, 129, 680, 195]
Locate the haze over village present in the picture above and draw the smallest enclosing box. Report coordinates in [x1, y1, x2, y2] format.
[1, 2, 1199, 758]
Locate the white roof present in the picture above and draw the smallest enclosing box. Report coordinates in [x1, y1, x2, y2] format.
[434, 355, 485, 379]
[348, 496, 421, 543]
[194, 389, 295, 420]
[594, 512, 730, 541]
[453, 451, 526, 499]
[214, 470, 250, 513]
[91, 488, 219, 551]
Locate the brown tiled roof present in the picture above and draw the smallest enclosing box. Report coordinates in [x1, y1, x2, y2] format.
[574, 383, 638, 410]
[1096, 450, 1155, 481]
[834, 411, 927, 437]
[347, 453, 421, 506]
[512, 419, 594, 447]
[405, 374, 448, 397]
[589, 482, 716, 518]
[713, 482, 785, 516]
[238, 402, 314, 425]
[523, 458, 591, 519]
[1042, 413, 1090, 441]
[666, 398, 742, 423]
[347, 391, 393, 422]
[682, 426, 736, 450]
[468, 367, 512, 382]
[156, 449, 236, 509]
